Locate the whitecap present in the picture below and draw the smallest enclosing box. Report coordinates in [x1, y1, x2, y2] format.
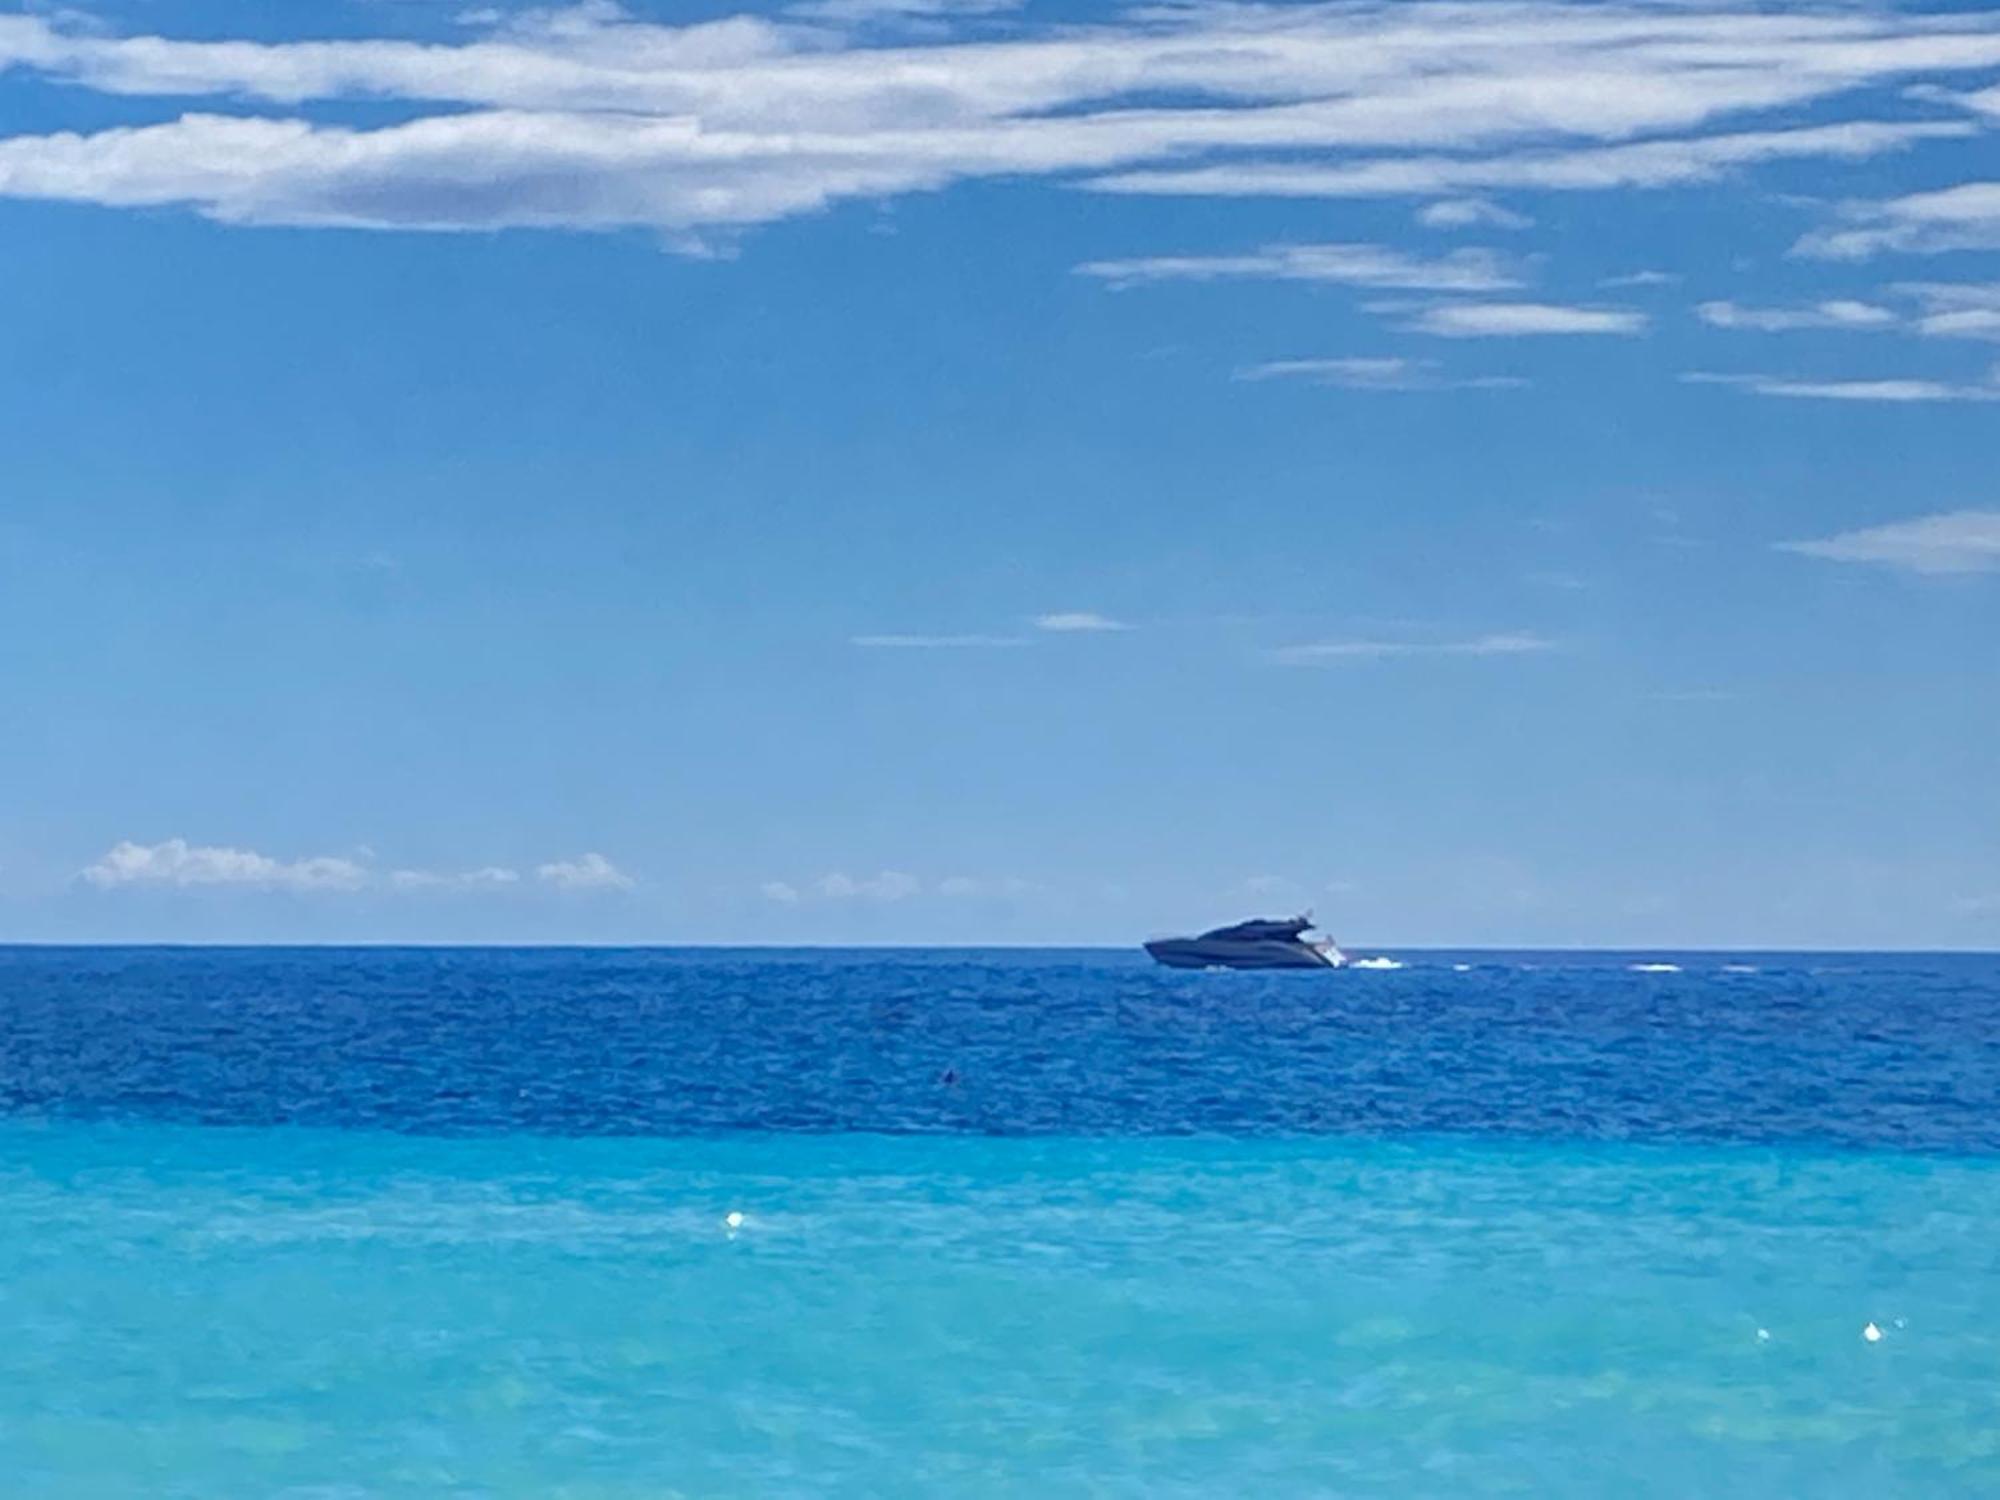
[1629, 962, 1682, 973]
[1350, 956, 1404, 970]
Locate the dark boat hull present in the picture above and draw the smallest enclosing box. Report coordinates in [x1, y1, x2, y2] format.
[1143, 938, 1338, 970]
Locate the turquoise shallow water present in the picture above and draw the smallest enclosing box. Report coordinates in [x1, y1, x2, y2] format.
[5, 1122, 1998, 1497]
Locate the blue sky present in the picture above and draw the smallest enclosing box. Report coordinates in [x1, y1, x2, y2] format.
[2, 0, 1998, 947]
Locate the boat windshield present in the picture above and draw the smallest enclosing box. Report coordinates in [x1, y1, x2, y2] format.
[1198, 916, 1311, 942]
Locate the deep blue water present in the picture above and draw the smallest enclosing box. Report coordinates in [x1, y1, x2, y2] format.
[5, 949, 1999, 1496]
[2, 947, 1996, 1149]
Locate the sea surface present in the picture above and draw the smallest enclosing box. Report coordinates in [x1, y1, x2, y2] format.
[2, 947, 1997, 1496]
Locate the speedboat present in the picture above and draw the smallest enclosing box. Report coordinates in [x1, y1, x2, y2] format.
[1143, 914, 1348, 970]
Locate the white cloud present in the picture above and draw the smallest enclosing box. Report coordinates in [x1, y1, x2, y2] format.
[0, 6, 1994, 238]
[536, 852, 636, 889]
[852, 632, 1028, 647]
[938, 874, 1032, 897]
[1601, 270, 1680, 288]
[1896, 282, 2000, 341]
[388, 866, 521, 891]
[1089, 122, 1970, 203]
[1416, 197, 1532, 230]
[1234, 355, 1524, 390]
[1075, 242, 1519, 293]
[1683, 370, 2000, 402]
[1796, 182, 2000, 260]
[1696, 299, 1896, 331]
[786, 0, 1022, 26]
[1274, 631, 1555, 663]
[818, 869, 920, 900]
[82, 839, 368, 891]
[1034, 611, 1129, 632]
[767, 869, 1025, 900]
[1398, 302, 1646, 337]
[80, 840, 626, 894]
[1777, 510, 2000, 574]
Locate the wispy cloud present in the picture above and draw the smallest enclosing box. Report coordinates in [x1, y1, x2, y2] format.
[1397, 302, 1646, 337]
[535, 853, 635, 890]
[852, 633, 1028, 648]
[1235, 356, 1524, 390]
[1601, 270, 1680, 288]
[1684, 371, 2000, 402]
[1696, 299, 1897, 332]
[817, 870, 920, 900]
[1274, 631, 1555, 663]
[0, 6, 1994, 240]
[1698, 290, 2000, 339]
[938, 874, 1033, 898]
[388, 866, 521, 891]
[1089, 122, 1970, 203]
[81, 839, 369, 891]
[762, 870, 1026, 901]
[1896, 282, 2000, 341]
[81, 839, 623, 894]
[1778, 510, 2000, 574]
[858, 615, 1132, 644]
[1033, 611, 1129, 633]
[1075, 243, 1519, 293]
[1796, 182, 2000, 260]
[1416, 197, 1532, 230]
[785, 0, 1021, 26]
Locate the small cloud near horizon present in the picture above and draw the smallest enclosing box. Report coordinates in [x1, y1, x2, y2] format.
[81, 839, 368, 892]
[939, 874, 1034, 897]
[762, 871, 1031, 901]
[389, 866, 521, 891]
[535, 853, 636, 890]
[818, 870, 921, 900]
[81, 840, 583, 895]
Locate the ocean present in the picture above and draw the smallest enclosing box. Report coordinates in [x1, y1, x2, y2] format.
[2, 947, 1996, 1495]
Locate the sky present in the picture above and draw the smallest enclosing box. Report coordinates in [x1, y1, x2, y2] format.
[1, 0, 1998, 948]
